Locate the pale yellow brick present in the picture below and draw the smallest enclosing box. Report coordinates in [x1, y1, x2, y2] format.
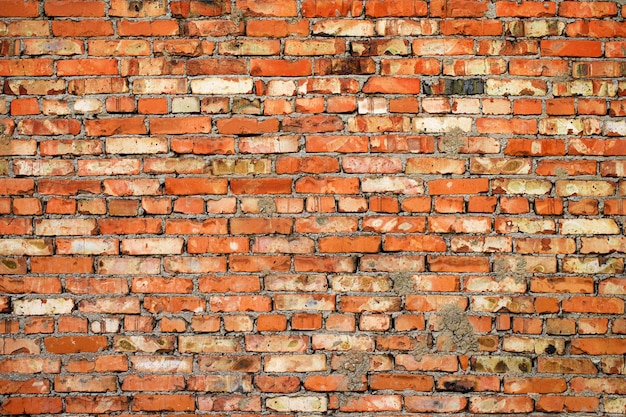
[106, 137, 168, 154]
[375, 19, 438, 36]
[134, 78, 187, 94]
[503, 336, 566, 355]
[0, 239, 52, 256]
[604, 120, 626, 136]
[190, 77, 253, 95]
[361, 177, 424, 194]
[268, 80, 297, 96]
[313, 20, 374, 37]
[539, 118, 601, 135]
[178, 336, 241, 353]
[114, 335, 175, 353]
[312, 334, 374, 351]
[562, 257, 623, 274]
[172, 97, 200, 113]
[74, 98, 103, 114]
[486, 79, 547, 96]
[605, 398, 626, 413]
[523, 20, 565, 37]
[493, 179, 552, 195]
[472, 356, 532, 373]
[560, 219, 620, 235]
[264, 354, 327, 372]
[14, 298, 74, 315]
[556, 180, 616, 197]
[267, 396, 327, 412]
[413, 117, 472, 133]
[36, 219, 97, 236]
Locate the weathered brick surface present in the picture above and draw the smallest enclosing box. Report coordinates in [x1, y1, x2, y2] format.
[0, 0, 625, 415]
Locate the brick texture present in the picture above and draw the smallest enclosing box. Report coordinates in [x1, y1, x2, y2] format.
[1, 0, 626, 415]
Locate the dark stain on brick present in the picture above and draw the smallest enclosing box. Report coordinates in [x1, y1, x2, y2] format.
[1, 259, 17, 270]
[518, 361, 530, 372]
[233, 357, 256, 371]
[330, 58, 376, 75]
[129, 0, 143, 12]
[423, 78, 484, 95]
[443, 379, 474, 393]
[494, 360, 507, 373]
[574, 63, 589, 77]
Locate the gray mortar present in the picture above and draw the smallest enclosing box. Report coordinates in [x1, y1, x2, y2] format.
[257, 198, 276, 216]
[437, 304, 478, 354]
[493, 257, 527, 284]
[440, 127, 466, 154]
[336, 351, 369, 390]
[392, 272, 415, 296]
[410, 333, 432, 361]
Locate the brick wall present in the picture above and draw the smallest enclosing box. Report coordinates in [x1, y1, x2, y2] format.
[1, 0, 626, 414]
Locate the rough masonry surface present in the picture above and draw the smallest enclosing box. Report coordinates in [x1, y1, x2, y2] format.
[0, 0, 625, 415]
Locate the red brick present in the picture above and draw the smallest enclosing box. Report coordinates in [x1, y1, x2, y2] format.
[469, 396, 533, 413]
[44, 336, 107, 353]
[183, 19, 243, 37]
[230, 256, 291, 272]
[255, 375, 301, 393]
[496, 1, 556, 17]
[164, 178, 227, 195]
[68, 78, 128, 95]
[65, 396, 129, 414]
[132, 394, 195, 412]
[302, 0, 362, 17]
[365, 0, 427, 17]
[57, 58, 118, 75]
[429, 179, 489, 195]
[441, 19, 502, 36]
[44, 0, 105, 16]
[251, 58, 312, 76]
[31, 256, 93, 274]
[110, 0, 167, 16]
[119, 19, 180, 36]
[362, 77, 421, 94]
[431, 0, 488, 17]
[138, 97, 168, 114]
[559, 1, 617, 17]
[18, 119, 80, 136]
[370, 374, 433, 391]
[231, 178, 292, 195]
[406, 395, 467, 412]
[283, 115, 344, 133]
[296, 177, 360, 194]
[237, 0, 297, 16]
[1, 397, 63, 415]
[85, 117, 146, 136]
[339, 394, 402, 412]
[536, 396, 599, 413]
[541, 40, 602, 57]
[505, 139, 566, 156]
[319, 236, 381, 253]
[10, 98, 39, 116]
[217, 117, 279, 135]
[0, 0, 39, 17]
